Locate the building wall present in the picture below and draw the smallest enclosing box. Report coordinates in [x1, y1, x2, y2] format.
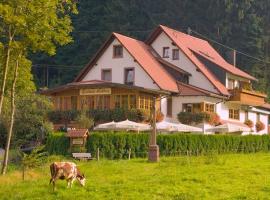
[82, 39, 160, 90]
[150, 32, 219, 93]
[162, 96, 268, 134]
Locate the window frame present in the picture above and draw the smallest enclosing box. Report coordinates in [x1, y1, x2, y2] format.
[167, 97, 172, 117]
[101, 68, 112, 82]
[113, 45, 123, 58]
[229, 109, 240, 120]
[172, 49, 179, 60]
[162, 47, 170, 58]
[124, 67, 135, 85]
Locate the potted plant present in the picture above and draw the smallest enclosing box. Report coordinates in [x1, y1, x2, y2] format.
[255, 121, 265, 132]
[244, 119, 254, 128]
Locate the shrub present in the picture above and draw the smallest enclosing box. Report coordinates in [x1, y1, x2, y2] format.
[156, 111, 164, 122]
[256, 121, 265, 132]
[46, 132, 270, 159]
[244, 119, 254, 128]
[208, 112, 220, 126]
[177, 112, 210, 124]
[75, 112, 94, 129]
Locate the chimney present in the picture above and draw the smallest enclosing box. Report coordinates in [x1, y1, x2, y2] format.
[226, 49, 236, 66]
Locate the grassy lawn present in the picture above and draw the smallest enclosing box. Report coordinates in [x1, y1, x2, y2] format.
[1, 153, 270, 200]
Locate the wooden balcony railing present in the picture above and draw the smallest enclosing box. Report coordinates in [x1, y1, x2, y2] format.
[229, 88, 267, 106]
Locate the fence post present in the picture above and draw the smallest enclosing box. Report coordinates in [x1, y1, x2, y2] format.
[97, 148, 100, 161]
[128, 148, 131, 160]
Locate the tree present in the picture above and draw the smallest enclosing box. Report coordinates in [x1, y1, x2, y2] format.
[0, 0, 77, 175]
[0, 0, 77, 116]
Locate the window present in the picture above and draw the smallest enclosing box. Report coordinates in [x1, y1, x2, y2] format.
[114, 95, 121, 108]
[121, 95, 128, 109]
[124, 68, 135, 85]
[228, 79, 235, 90]
[104, 96, 110, 110]
[101, 69, 112, 81]
[229, 109, 240, 120]
[163, 47, 169, 58]
[87, 96, 95, 109]
[139, 96, 145, 109]
[71, 96, 77, 110]
[63, 97, 69, 110]
[144, 96, 149, 110]
[172, 49, 179, 60]
[129, 95, 136, 109]
[205, 103, 215, 113]
[96, 96, 103, 109]
[113, 45, 123, 58]
[80, 96, 88, 110]
[182, 104, 192, 113]
[167, 97, 172, 117]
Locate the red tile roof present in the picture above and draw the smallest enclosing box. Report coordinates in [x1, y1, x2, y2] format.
[113, 33, 178, 92]
[159, 25, 256, 81]
[147, 25, 258, 95]
[66, 129, 89, 138]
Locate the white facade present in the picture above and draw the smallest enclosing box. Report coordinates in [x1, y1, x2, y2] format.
[82, 38, 159, 90]
[151, 32, 219, 94]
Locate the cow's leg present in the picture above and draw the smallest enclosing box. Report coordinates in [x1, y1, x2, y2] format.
[70, 177, 76, 188]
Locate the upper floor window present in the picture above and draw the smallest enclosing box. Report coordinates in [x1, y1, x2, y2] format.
[229, 109, 239, 120]
[163, 47, 169, 58]
[101, 69, 112, 81]
[113, 45, 123, 58]
[124, 68, 135, 85]
[228, 78, 235, 90]
[172, 49, 179, 60]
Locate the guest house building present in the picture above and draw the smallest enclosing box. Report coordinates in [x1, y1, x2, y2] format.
[42, 25, 270, 134]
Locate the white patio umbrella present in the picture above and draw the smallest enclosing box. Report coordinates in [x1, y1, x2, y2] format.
[206, 123, 251, 133]
[156, 121, 202, 132]
[115, 119, 151, 131]
[94, 120, 151, 132]
[94, 121, 117, 131]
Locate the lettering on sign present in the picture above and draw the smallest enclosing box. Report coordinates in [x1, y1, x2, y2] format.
[80, 88, 111, 95]
[72, 138, 84, 145]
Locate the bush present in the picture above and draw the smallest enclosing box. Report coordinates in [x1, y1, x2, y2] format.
[244, 119, 254, 128]
[177, 112, 210, 124]
[75, 112, 94, 129]
[46, 132, 270, 159]
[256, 121, 265, 132]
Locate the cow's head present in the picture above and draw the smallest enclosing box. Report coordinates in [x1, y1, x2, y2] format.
[77, 174, 86, 187]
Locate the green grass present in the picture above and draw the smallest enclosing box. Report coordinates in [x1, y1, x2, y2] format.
[1, 153, 270, 200]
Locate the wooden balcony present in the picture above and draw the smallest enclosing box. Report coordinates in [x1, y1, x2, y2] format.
[229, 88, 267, 106]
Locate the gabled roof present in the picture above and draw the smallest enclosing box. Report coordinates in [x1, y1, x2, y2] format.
[74, 32, 178, 93]
[66, 129, 89, 138]
[146, 25, 257, 95]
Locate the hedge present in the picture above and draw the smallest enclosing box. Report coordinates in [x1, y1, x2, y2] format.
[45, 132, 270, 159]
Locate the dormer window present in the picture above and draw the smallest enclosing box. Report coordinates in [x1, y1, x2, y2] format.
[113, 45, 123, 58]
[163, 47, 169, 58]
[124, 68, 135, 85]
[172, 49, 179, 60]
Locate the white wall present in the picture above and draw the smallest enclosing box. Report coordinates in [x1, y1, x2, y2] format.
[82, 39, 159, 90]
[150, 32, 219, 93]
[162, 96, 221, 121]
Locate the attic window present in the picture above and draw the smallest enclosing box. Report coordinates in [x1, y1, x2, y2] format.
[163, 47, 169, 58]
[113, 45, 123, 58]
[172, 49, 179, 60]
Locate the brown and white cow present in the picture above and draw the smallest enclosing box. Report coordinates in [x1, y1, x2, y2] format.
[49, 162, 85, 190]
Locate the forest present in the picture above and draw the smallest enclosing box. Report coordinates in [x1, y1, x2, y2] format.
[32, 0, 270, 97]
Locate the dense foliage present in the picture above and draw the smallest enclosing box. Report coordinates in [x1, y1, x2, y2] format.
[48, 108, 146, 124]
[32, 0, 270, 99]
[46, 132, 270, 159]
